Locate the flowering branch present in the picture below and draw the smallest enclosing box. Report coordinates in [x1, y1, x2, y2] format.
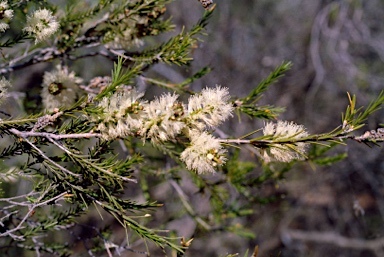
[9, 129, 81, 178]
[1, 1, 384, 256]
[221, 128, 384, 145]
[9, 129, 100, 140]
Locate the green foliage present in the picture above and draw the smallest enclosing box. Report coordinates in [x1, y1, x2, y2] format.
[131, 6, 214, 65]
[94, 57, 144, 101]
[308, 143, 348, 166]
[342, 91, 384, 131]
[241, 61, 293, 104]
[235, 61, 292, 120]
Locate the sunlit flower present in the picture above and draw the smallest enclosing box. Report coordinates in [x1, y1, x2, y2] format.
[187, 86, 233, 130]
[140, 93, 186, 144]
[90, 85, 234, 168]
[96, 90, 145, 140]
[260, 120, 309, 162]
[41, 65, 83, 110]
[0, 76, 10, 105]
[180, 131, 227, 174]
[24, 9, 59, 43]
[0, 1, 13, 32]
[0, 22, 7, 32]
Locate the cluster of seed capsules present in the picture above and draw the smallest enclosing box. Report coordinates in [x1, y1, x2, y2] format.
[358, 128, 384, 141]
[197, 0, 214, 9]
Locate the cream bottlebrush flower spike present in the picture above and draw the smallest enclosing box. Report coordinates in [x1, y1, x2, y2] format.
[41, 65, 83, 110]
[96, 90, 145, 140]
[23, 9, 59, 43]
[187, 86, 233, 130]
[260, 120, 309, 162]
[140, 93, 186, 144]
[93, 86, 232, 173]
[180, 131, 227, 174]
[0, 1, 14, 33]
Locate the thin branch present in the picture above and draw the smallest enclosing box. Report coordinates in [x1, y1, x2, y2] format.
[282, 229, 384, 253]
[219, 130, 384, 146]
[0, 187, 67, 240]
[169, 179, 212, 231]
[10, 128, 101, 140]
[0, 191, 38, 202]
[0, 47, 62, 75]
[47, 136, 137, 183]
[0, 37, 105, 75]
[9, 128, 81, 178]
